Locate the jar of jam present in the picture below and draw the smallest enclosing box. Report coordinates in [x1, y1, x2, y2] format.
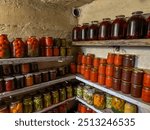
[106, 64, 114, 76]
[2, 65, 12, 76]
[113, 78, 121, 91]
[4, 77, 15, 91]
[113, 66, 122, 79]
[41, 71, 49, 82]
[45, 47, 53, 57]
[31, 62, 39, 72]
[107, 53, 115, 64]
[72, 25, 81, 41]
[60, 47, 66, 56]
[90, 68, 98, 82]
[123, 54, 135, 68]
[105, 76, 113, 88]
[84, 66, 91, 80]
[114, 54, 124, 66]
[98, 74, 105, 85]
[70, 63, 77, 74]
[77, 52, 83, 64]
[122, 68, 132, 82]
[21, 63, 30, 74]
[0, 34, 10, 58]
[43, 92, 52, 108]
[98, 18, 112, 40]
[12, 38, 25, 58]
[98, 63, 106, 75]
[25, 74, 33, 87]
[67, 47, 72, 56]
[127, 11, 146, 39]
[141, 87, 150, 103]
[131, 69, 143, 85]
[59, 87, 66, 102]
[77, 64, 81, 74]
[100, 58, 107, 64]
[131, 84, 142, 98]
[0, 79, 4, 93]
[58, 67, 65, 76]
[53, 46, 60, 56]
[33, 95, 43, 112]
[121, 80, 131, 94]
[49, 69, 57, 80]
[51, 90, 59, 104]
[33, 72, 42, 84]
[93, 57, 100, 68]
[0, 105, 9, 113]
[45, 37, 53, 46]
[23, 96, 33, 113]
[39, 37, 45, 56]
[26, 36, 39, 57]
[81, 64, 86, 75]
[66, 85, 73, 99]
[15, 75, 25, 89]
[88, 21, 99, 40]
[143, 70, 150, 87]
[10, 100, 23, 113]
[81, 23, 89, 41]
[106, 94, 112, 109]
[111, 15, 127, 39]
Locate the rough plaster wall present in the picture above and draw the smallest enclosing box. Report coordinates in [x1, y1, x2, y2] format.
[79, 0, 150, 69]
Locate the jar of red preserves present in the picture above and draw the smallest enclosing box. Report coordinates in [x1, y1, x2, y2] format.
[111, 15, 127, 39]
[72, 25, 81, 41]
[142, 87, 150, 103]
[45, 37, 53, 46]
[105, 76, 113, 88]
[33, 72, 42, 84]
[81, 55, 87, 65]
[123, 54, 135, 68]
[93, 57, 100, 68]
[70, 63, 77, 74]
[25, 74, 34, 87]
[98, 18, 112, 40]
[81, 23, 89, 41]
[131, 69, 143, 85]
[88, 21, 99, 40]
[143, 70, 150, 87]
[81, 64, 86, 75]
[122, 68, 132, 82]
[53, 46, 60, 56]
[77, 52, 83, 64]
[45, 47, 53, 57]
[4, 77, 15, 91]
[131, 84, 142, 98]
[84, 66, 91, 80]
[113, 78, 121, 91]
[86, 55, 93, 65]
[26, 36, 39, 57]
[114, 54, 124, 66]
[77, 64, 81, 74]
[127, 11, 146, 39]
[100, 58, 107, 64]
[106, 64, 114, 77]
[98, 74, 105, 85]
[0, 34, 10, 58]
[98, 64, 106, 75]
[41, 71, 49, 82]
[121, 80, 131, 94]
[107, 53, 115, 64]
[90, 68, 98, 82]
[21, 63, 30, 74]
[113, 66, 122, 79]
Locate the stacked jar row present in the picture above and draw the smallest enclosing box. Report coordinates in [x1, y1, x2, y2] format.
[76, 83, 137, 113]
[72, 11, 150, 41]
[0, 81, 75, 113]
[0, 34, 72, 59]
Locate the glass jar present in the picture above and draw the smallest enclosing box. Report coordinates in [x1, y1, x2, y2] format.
[131, 84, 142, 98]
[23, 96, 33, 113]
[77, 64, 81, 74]
[121, 80, 131, 94]
[77, 52, 83, 64]
[21, 63, 30, 74]
[84, 66, 91, 80]
[54, 38, 61, 47]
[113, 66, 122, 79]
[90, 68, 98, 82]
[39, 37, 46, 56]
[98, 74, 105, 85]
[98, 18, 112, 40]
[121, 68, 132, 82]
[66, 47, 72, 56]
[81, 23, 89, 41]
[106, 64, 114, 76]
[143, 70, 150, 87]
[60, 47, 66, 56]
[65, 65, 70, 74]
[111, 15, 127, 39]
[83, 86, 90, 101]
[81, 64, 86, 75]
[107, 53, 115, 64]
[45, 47, 53, 57]
[77, 83, 84, 98]
[33, 95, 43, 112]
[88, 21, 99, 40]
[58, 67, 65, 76]
[0, 65, 3, 78]
[93, 57, 100, 68]
[45, 37, 53, 47]
[0, 34, 10, 58]
[25, 74, 34, 87]
[105, 76, 113, 88]
[59, 87, 66, 102]
[15, 75, 25, 89]
[124, 102, 137, 113]
[70, 63, 77, 74]
[86, 88, 95, 105]
[114, 54, 124, 66]
[123, 54, 135, 68]
[113, 78, 121, 91]
[12, 64, 21, 74]
[0, 105, 9, 113]
[131, 69, 143, 85]
[99, 58, 107, 64]
[2, 65, 12, 76]
[4, 77, 15, 91]
[26, 36, 39, 57]
[127, 11, 146, 39]
[12, 38, 25, 58]
[142, 87, 150, 103]
[66, 85, 73, 99]
[98, 63, 106, 75]
[30, 62, 39, 72]
[43, 92, 52, 108]
[49, 69, 57, 80]
[41, 71, 49, 82]
[61, 39, 66, 47]
[106, 94, 112, 109]
[72, 25, 81, 41]
[0, 79, 4, 93]
[53, 46, 60, 56]
[33, 72, 42, 84]
[10, 100, 23, 113]
[51, 90, 59, 104]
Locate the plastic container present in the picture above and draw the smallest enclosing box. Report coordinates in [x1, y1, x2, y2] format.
[141, 87, 150, 103]
[131, 69, 143, 85]
[98, 74, 106, 85]
[33, 95, 43, 112]
[107, 53, 115, 64]
[98, 64, 106, 75]
[121, 68, 132, 82]
[90, 68, 98, 82]
[81, 23, 89, 41]
[121, 80, 131, 94]
[131, 84, 142, 98]
[113, 78, 121, 91]
[23, 97, 33, 113]
[4, 77, 15, 91]
[113, 66, 122, 79]
[123, 54, 135, 68]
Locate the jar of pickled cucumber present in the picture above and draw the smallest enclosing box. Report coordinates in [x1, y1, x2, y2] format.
[83, 86, 90, 101]
[43, 92, 52, 108]
[59, 87, 66, 102]
[10, 100, 23, 113]
[77, 83, 84, 98]
[60, 47, 66, 56]
[66, 85, 73, 99]
[86, 88, 95, 105]
[106, 94, 112, 109]
[23, 96, 33, 113]
[51, 90, 59, 104]
[33, 95, 43, 112]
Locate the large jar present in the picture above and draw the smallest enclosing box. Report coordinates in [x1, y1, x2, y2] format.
[123, 54, 135, 68]
[88, 21, 99, 40]
[23, 96, 33, 113]
[4, 77, 15, 91]
[43, 92, 52, 108]
[124, 102, 137, 113]
[98, 18, 112, 40]
[12, 38, 25, 58]
[111, 15, 127, 39]
[81, 23, 89, 41]
[51, 90, 59, 104]
[10, 100, 23, 113]
[33, 95, 43, 112]
[0, 34, 10, 58]
[127, 11, 146, 39]
[131, 69, 143, 85]
[72, 25, 81, 41]
[26, 36, 39, 57]
[59, 87, 66, 102]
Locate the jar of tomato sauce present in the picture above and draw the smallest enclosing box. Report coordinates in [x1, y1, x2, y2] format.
[100, 58, 107, 64]
[98, 64, 106, 75]
[81, 55, 87, 65]
[105, 76, 113, 88]
[131, 84, 142, 98]
[45, 37, 53, 46]
[81, 23, 89, 41]
[77, 52, 83, 64]
[123, 54, 136, 68]
[84, 66, 91, 80]
[98, 74, 105, 85]
[45, 47, 53, 57]
[70, 63, 77, 74]
[121, 80, 131, 94]
[142, 87, 150, 103]
[53, 46, 60, 56]
[106, 64, 114, 77]
[93, 57, 100, 68]
[114, 54, 124, 66]
[107, 53, 115, 64]
[77, 64, 81, 74]
[81, 64, 86, 75]
[90, 68, 98, 82]
[4, 77, 15, 91]
[122, 68, 132, 82]
[143, 70, 150, 87]
[86, 55, 93, 65]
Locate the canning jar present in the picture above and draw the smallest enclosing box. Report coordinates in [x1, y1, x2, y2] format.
[113, 66, 122, 79]
[0, 79, 4, 93]
[72, 25, 81, 41]
[107, 53, 115, 64]
[122, 68, 132, 82]
[121, 80, 131, 94]
[93, 57, 100, 68]
[0, 34, 10, 58]
[25, 74, 33, 87]
[81, 55, 87, 65]
[0, 105, 9, 113]
[131, 84, 142, 98]
[93, 91, 106, 110]
[84, 66, 91, 80]
[60, 47, 66, 56]
[100, 58, 107, 64]
[80, 104, 87, 113]
[4, 77, 15, 91]
[113, 78, 121, 91]
[10, 100, 23, 113]
[86, 88, 95, 105]
[53, 46, 60, 56]
[45, 47, 53, 57]
[77, 83, 84, 98]
[60, 39, 66, 47]
[49, 69, 57, 80]
[23, 96, 33, 113]
[59, 87, 66, 102]
[98, 74, 105, 85]
[45, 37, 53, 47]
[141, 87, 150, 103]
[124, 102, 137, 113]
[98, 63, 106, 75]
[33, 72, 42, 84]
[81, 23, 89, 41]
[123, 54, 135, 68]
[70, 63, 77, 74]
[90, 68, 98, 82]
[30, 62, 39, 72]
[106, 64, 114, 76]
[81, 64, 86, 75]
[2, 65, 12, 76]
[105, 76, 113, 88]
[41, 71, 49, 82]
[54, 38, 61, 47]
[15, 75, 25, 89]
[127, 11, 146, 39]
[77, 64, 81, 74]
[111, 15, 127, 39]
[26, 36, 39, 57]
[88, 21, 99, 40]
[21, 63, 30, 74]
[106, 94, 112, 109]
[58, 67, 65, 76]
[43, 92, 52, 108]
[33, 95, 43, 112]
[86, 55, 93, 65]
[66, 47, 72, 56]
[12, 38, 25, 58]
[77, 52, 83, 64]
[131, 69, 143, 85]
[114, 54, 124, 66]
[83, 86, 90, 101]
[51, 90, 59, 104]
[98, 18, 112, 40]
[39, 37, 45, 56]
[143, 70, 150, 87]
[12, 64, 21, 74]
[66, 85, 73, 99]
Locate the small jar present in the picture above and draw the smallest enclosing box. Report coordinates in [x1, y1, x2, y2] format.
[51, 90, 59, 104]
[2, 65, 12, 76]
[60, 47, 66, 56]
[105, 76, 113, 88]
[107, 53, 115, 64]
[10, 100, 23, 113]
[67, 47, 72, 56]
[100, 58, 107, 64]
[121, 80, 131, 94]
[45, 47, 53, 57]
[113, 66, 122, 79]
[58, 67, 65, 76]
[0, 105, 9, 113]
[143, 70, 150, 87]
[131, 84, 142, 98]
[98, 74, 105, 85]
[123, 54, 135, 68]
[81, 55, 87, 65]
[84, 66, 91, 80]
[77, 83, 84, 98]
[45, 37, 53, 46]
[90, 68, 98, 82]
[23, 97, 33, 113]
[33, 72, 42, 84]
[114, 54, 124, 66]
[59, 87, 66, 102]
[33, 95, 43, 112]
[53, 46, 60, 56]
[98, 63, 106, 75]
[21, 63, 30, 74]
[93, 57, 100, 68]
[124, 102, 137, 113]
[122, 68, 132, 82]
[70, 63, 77, 74]
[4, 77, 15, 91]
[49, 69, 57, 80]
[61, 39, 66, 47]
[15, 75, 25, 89]
[0, 79, 4, 93]
[66, 85, 73, 99]
[106, 94, 112, 109]
[30, 62, 39, 72]
[41, 71, 49, 82]
[106, 64, 114, 76]
[81, 64, 86, 75]
[43, 92, 52, 108]
[25, 74, 34, 87]
[131, 69, 143, 85]
[113, 78, 121, 91]
[141, 87, 150, 103]
[81, 23, 89, 41]
[77, 64, 81, 74]
[12, 64, 21, 74]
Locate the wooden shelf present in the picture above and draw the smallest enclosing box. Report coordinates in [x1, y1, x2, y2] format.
[72, 39, 150, 47]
